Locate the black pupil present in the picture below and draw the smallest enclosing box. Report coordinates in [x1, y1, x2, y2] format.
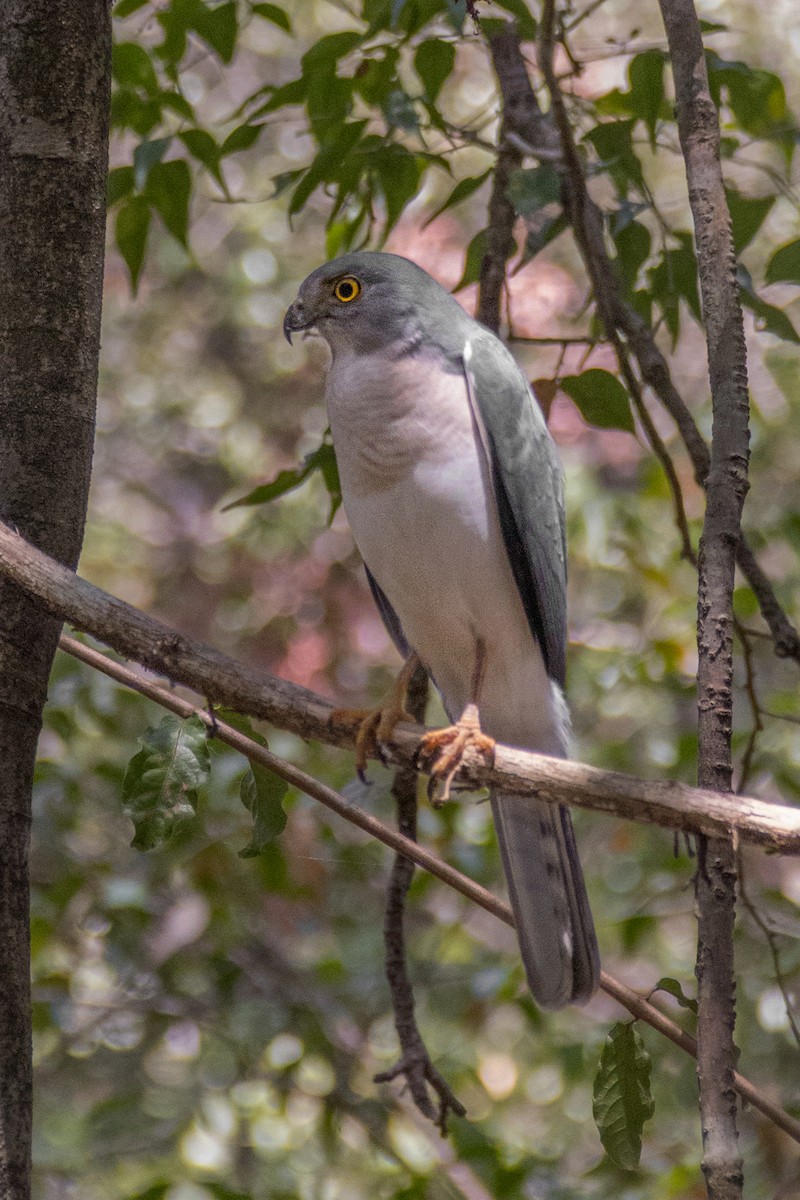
[339, 281, 354, 299]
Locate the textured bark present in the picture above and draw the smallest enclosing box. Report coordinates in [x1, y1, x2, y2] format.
[4, 523, 800, 847]
[0, 4, 110, 1194]
[657, 2, 748, 1196]
[476, 131, 522, 333]
[373, 663, 467, 1132]
[55, 632, 800, 1148]
[486, 25, 800, 667]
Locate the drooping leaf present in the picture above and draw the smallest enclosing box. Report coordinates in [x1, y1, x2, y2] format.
[593, 1023, 655, 1170]
[423, 170, 491, 227]
[144, 159, 192, 248]
[107, 166, 135, 208]
[726, 187, 775, 256]
[648, 233, 701, 345]
[507, 165, 561, 215]
[112, 42, 160, 95]
[239, 766, 289, 856]
[223, 439, 341, 523]
[192, 0, 238, 63]
[288, 121, 367, 217]
[371, 145, 425, 230]
[251, 2, 291, 33]
[627, 50, 666, 148]
[613, 218, 651, 288]
[654, 977, 698, 1013]
[221, 122, 264, 156]
[133, 136, 171, 191]
[115, 196, 151, 293]
[453, 228, 488, 292]
[414, 40, 455, 103]
[560, 369, 635, 434]
[584, 120, 644, 196]
[178, 129, 225, 189]
[122, 715, 210, 851]
[766, 238, 800, 285]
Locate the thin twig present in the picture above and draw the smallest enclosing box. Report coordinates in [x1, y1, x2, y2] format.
[57, 633, 800, 1148]
[737, 853, 800, 1053]
[486, 25, 800, 668]
[1, 523, 800, 848]
[375, 663, 467, 1132]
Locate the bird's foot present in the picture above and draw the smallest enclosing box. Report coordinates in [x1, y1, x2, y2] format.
[330, 699, 416, 783]
[416, 704, 495, 806]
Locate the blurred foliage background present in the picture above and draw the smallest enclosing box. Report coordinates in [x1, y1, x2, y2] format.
[33, 0, 800, 1196]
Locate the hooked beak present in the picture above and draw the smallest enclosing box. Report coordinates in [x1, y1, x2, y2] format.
[283, 299, 314, 345]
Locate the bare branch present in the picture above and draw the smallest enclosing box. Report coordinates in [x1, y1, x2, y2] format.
[375, 664, 467, 1132]
[2, 521, 800, 850]
[657, 1, 749, 1193]
[58, 634, 800, 1148]
[486, 24, 800, 668]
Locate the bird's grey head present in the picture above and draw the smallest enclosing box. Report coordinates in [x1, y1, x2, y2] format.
[283, 251, 468, 358]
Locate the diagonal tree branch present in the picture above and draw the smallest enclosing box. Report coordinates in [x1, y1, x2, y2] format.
[3, 520, 800, 849]
[657, 3, 749, 1194]
[485, 24, 800, 667]
[57, 633, 800, 1148]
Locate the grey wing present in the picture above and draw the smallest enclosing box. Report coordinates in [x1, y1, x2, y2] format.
[466, 332, 567, 687]
[364, 564, 411, 659]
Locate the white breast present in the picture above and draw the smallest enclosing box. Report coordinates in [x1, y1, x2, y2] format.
[326, 348, 567, 755]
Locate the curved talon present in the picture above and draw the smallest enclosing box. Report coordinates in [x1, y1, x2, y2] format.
[417, 704, 495, 806]
[330, 700, 415, 780]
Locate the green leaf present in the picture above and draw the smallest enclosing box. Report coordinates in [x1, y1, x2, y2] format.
[493, 0, 537, 39]
[613, 217, 651, 288]
[627, 50, 665, 148]
[221, 122, 264, 156]
[372, 145, 425, 231]
[251, 2, 291, 33]
[740, 283, 800, 343]
[115, 0, 150, 15]
[648, 233, 700, 345]
[382, 88, 419, 132]
[133, 136, 171, 191]
[453, 228, 488, 292]
[250, 76, 308, 118]
[193, 1, 238, 63]
[766, 238, 800, 285]
[107, 166, 135, 208]
[288, 121, 367, 217]
[122, 715, 210, 851]
[654, 977, 698, 1013]
[112, 42, 160, 95]
[144, 159, 191, 248]
[507, 165, 561, 215]
[726, 187, 775, 255]
[424, 170, 491, 227]
[414, 40, 455, 103]
[239, 766, 289, 856]
[593, 1023, 655, 1171]
[178, 129, 225, 189]
[706, 52, 789, 139]
[223, 439, 341, 523]
[115, 196, 151, 293]
[561, 369, 635, 433]
[584, 120, 643, 197]
[521, 211, 568, 263]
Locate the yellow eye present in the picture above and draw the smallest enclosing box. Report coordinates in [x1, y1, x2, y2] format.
[334, 276, 361, 303]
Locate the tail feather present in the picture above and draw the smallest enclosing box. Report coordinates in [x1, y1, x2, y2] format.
[490, 791, 599, 1009]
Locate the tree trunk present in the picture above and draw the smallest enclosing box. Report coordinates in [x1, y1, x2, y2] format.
[0, 3, 111, 1193]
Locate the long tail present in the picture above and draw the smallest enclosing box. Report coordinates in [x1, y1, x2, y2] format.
[490, 791, 599, 1009]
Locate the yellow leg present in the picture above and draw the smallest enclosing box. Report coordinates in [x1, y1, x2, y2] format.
[330, 654, 420, 780]
[415, 639, 495, 805]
